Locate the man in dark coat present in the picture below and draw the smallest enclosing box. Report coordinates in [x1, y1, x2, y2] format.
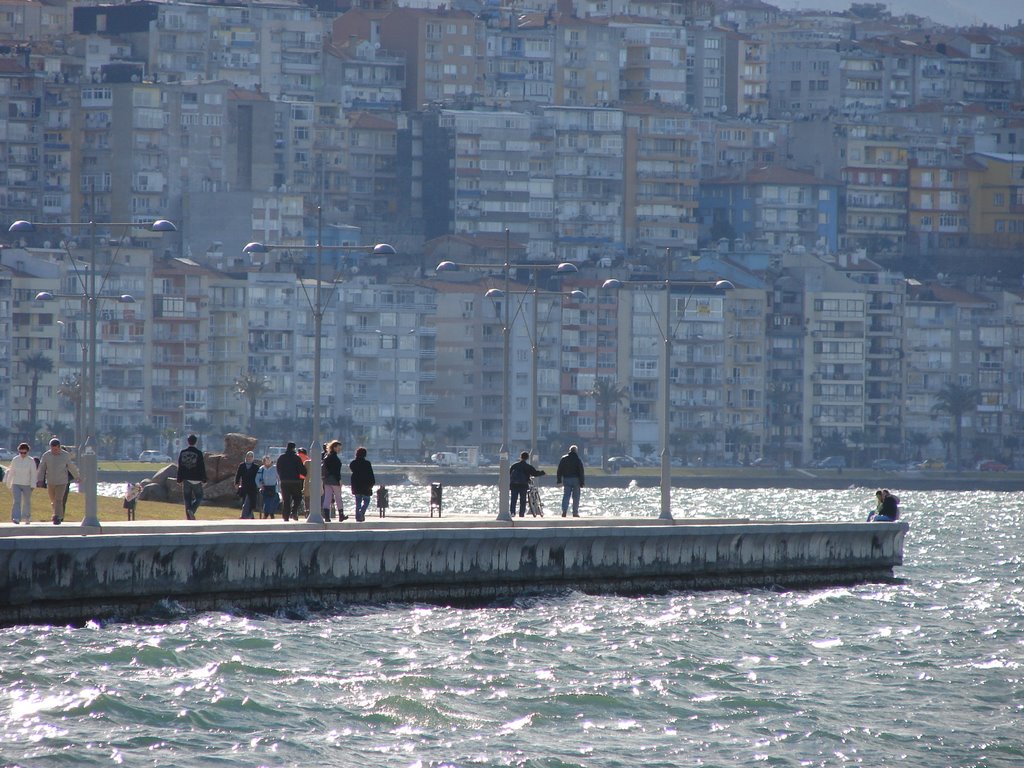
[555, 444, 585, 517]
[176, 434, 208, 521]
[276, 443, 306, 522]
[509, 451, 545, 517]
[349, 446, 376, 522]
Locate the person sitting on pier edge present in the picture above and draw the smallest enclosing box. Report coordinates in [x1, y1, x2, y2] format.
[509, 451, 545, 518]
[556, 444, 585, 518]
[868, 489, 900, 521]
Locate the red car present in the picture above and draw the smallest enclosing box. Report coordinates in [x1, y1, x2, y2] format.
[977, 460, 1008, 472]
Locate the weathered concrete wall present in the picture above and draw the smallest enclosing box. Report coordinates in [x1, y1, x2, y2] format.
[0, 520, 907, 626]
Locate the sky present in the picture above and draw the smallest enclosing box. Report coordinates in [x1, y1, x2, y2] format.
[770, 0, 1022, 28]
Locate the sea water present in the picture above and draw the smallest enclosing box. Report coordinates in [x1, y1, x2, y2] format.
[1, 486, 1021, 767]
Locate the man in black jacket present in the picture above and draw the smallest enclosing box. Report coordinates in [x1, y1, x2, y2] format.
[176, 434, 208, 521]
[509, 451, 545, 517]
[276, 443, 306, 521]
[556, 444, 585, 517]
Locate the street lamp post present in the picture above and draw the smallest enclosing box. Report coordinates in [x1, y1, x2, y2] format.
[603, 251, 733, 520]
[9, 217, 176, 528]
[435, 230, 578, 521]
[485, 284, 587, 464]
[376, 328, 415, 461]
[243, 208, 396, 524]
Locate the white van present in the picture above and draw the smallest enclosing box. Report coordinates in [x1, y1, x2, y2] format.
[431, 451, 458, 466]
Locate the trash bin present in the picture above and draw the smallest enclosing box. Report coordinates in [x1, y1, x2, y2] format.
[430, 483, 442, 517]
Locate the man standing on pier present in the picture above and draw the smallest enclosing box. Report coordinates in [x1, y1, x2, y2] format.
[556, 444, 585, 518]
[176, 434, 208, 521]
[36, 438, 79, 525]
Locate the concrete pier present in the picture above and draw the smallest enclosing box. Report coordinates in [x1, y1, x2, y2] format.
[0, 517, 908, 626]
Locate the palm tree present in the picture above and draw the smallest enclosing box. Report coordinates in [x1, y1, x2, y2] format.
[383, 417, 413, 458]
[931, 382, 980, 470]
[442, 423, 470, 449]
[57, 373, 83, 444]
[187, 417, 215, 448]
[905, 430, 931, 462]
[21, 352, 53, 427]
[697, 429, 717, 463]
[234, 371, 270, 434]
[412, 418, 436, 460]
[588, 378, 629, 469]
[725, 426, 753, 463]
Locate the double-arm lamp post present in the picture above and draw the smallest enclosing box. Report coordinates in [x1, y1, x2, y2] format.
[243, 206, 396, 524]
[8, 217, 177, 528]
[603, 249, 733, 520]
[435, 228, 578, 521]
[484, 284, 587, 463]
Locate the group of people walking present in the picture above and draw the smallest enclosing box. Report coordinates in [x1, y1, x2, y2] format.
[508, 444, 586, 518]
[2, 438, 81, 525]
[231, 441, 379, 523]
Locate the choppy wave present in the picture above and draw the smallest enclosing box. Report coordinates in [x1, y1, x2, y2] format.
[1, 488, 1021, 767]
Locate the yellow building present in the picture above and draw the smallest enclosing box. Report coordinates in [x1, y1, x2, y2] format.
[967, 152, 1024, 248]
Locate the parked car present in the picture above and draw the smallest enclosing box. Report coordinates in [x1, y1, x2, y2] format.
[139, 450, 173, 463]
[812, 456, 847, 469]
[977, 459, 1008, 472]
[607, 456, 640, 470]
[916, 458, 945, 470]
[871, 458, 903, 472]
[750, 457, 778, 468]
[0, 448, 15, 461]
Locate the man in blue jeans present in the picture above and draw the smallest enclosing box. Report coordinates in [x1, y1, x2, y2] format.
[176, 434, 208, 520]
[556, 444, 585, 517]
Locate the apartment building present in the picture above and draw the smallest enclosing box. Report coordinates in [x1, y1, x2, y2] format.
[340, 278, 437, 456]
[907, 150, 973, 252]
[699, 165, 840, 251]
[378, 7, 485, 111]
[614, 19, 688, 107]
[483, 12, 555, 106]
[552, 17, 622, 107]
[623, 106, 702, 253]
[150, 259, 212, 437]
[607, 276, 729, 458]
[966, 152, 1024, 249]
[546, 105, 625, 263]
[724, 30, 768, 118]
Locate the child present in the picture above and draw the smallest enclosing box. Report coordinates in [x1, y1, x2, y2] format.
[123, 481, 142, 521]
[376, 485, 389, 517]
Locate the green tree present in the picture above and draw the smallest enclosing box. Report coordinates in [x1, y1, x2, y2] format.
[637, 443, 656, 464]
[187, 417, 215, 448]
[234, 371, 270, 434]
[725, 426, 753, 463]
[588, 378, 629, 469]
[931, 382, 980, 470]
[697, 429, 717, 462]
[905, 430, 931, 461]
[412, 418, 436, 460]
[21, 352, 53, 427]
[442, 423, 470, 448]
[669, 429, 694, 465]
[57, 373, 83, 444]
